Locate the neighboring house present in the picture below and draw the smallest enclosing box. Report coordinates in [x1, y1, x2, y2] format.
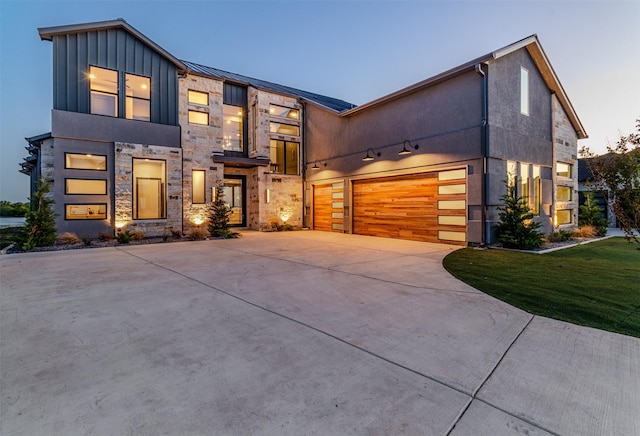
[21, 19, 587, 245]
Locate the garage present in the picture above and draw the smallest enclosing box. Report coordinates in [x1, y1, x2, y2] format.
[352, 169, 467, 244]
[313, 182, 344, 232]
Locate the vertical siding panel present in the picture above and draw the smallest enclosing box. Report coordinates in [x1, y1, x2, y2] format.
[107, 29, 117, 70]
[152, 56, 161, 124]
[67, 33, 78, 112]
[125, 35, 135, 73]
[55, 35, 68, 110]
[52, 36, 59, 109]
[168, 68, 177, 125]
[116, 29, 126, 71]
[97, 30, 106, 66]
[87, 31, 97, 66]
[77, 32, 89, 113]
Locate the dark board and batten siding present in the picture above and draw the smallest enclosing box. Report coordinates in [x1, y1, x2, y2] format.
[52, 29, 178, 126]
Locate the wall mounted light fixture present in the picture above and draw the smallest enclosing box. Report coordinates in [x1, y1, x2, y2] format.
[362, 148, 381, 161]
[399, 140, 419, 155]
[310, 160, 327, 169]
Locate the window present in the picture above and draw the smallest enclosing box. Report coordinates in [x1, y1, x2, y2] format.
[556, 162, 572, 178]
[507, 161, 517, 186]
[520, 67, 529, 116]
[65, 204, 107, 220]
[188, 90, 208, 105]
[133, 159, 166, 219]
[557, 186, 572, 201]
[65, 153, 107, 170]
[556, 209, 572, 225]
[270, 140, 299, 175]
[270, 122, 300, 136]
[125, 73, 150, 121]
[90, 66, 118, 117]
[532, 165, 540, 215]
[520, 163, 530, 200]
[269, 104, 299, 120]
[223, 104, 243, 151]
[65, 179, 107, 195]
[188, 110, 209, 125]
[192, 170, 206, 204]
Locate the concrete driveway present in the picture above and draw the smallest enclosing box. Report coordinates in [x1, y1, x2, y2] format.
[1, 231, 638, 435]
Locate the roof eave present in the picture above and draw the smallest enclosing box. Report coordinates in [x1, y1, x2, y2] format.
[38, 19, 187, 72]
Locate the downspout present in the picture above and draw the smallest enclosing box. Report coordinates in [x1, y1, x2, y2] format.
[475, 63, 489, 247]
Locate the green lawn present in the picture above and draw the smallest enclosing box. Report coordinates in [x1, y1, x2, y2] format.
[443, 238, 640, 338]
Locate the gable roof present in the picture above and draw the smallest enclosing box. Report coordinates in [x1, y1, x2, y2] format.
[182, 61, 356, 112]
[340, 35, 587, 139]
[38, 19, 187, 71]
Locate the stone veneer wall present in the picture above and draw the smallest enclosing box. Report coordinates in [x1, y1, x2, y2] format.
[179, 74, 304, 232]
[552, 94, 579, 227]
[40, 138, 56, 194]
[114, 142, 182, 237]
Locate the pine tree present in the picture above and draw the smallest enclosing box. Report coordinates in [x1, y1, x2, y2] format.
[494, 181, 544, 249]
[207, 182, 238, 238]
[578, 192, 608, 236]
[23, 179, 58, 250]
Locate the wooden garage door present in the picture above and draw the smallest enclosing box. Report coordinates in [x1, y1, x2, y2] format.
[313, 183, 344, 232]
[352, 170, 467, 244]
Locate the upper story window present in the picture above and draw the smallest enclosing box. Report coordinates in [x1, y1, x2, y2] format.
[125, 73, 150, 121]
[270, 122, 300, 136]
[223, 104, 243, 152]
[269, 104, 299, 120]
[90, 66, 118, 117]
[65, 153, 107, 170]
[188, 90, 208, 106]
[270, 140, 299, 175]
[557, 186, 572, 201]
[556, 162, 572, 178]
[520, 67, 529, 116]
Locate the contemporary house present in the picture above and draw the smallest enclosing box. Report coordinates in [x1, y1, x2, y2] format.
[21, 19, 587, 245]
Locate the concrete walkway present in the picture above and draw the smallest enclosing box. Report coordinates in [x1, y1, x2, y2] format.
[1, 231, 638, 435]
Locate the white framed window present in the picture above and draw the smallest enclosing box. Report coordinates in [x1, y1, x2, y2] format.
[90, 66, 118, 117]
[125, 73, 150, 121]
[520, 67, 529, 116]
[556, 162, 572, 178]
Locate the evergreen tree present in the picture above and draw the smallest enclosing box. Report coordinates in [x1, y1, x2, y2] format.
[578, 192, 608, 236]
[23, 179, 58, 250]
[494, 181, 544, 249]
[207, 181, 238, 238]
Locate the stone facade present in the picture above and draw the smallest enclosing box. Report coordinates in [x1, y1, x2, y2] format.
[552, 95, 579, 227]
[114, 142, 182, 237]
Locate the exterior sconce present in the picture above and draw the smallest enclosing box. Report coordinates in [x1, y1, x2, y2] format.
[399, 140, 419, 155]
[310, 160, 327, 169]
[362, 148, 381, 161]
[265, 189, 270, 203]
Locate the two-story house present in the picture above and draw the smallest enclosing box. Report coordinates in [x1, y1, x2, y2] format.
[21, 19, 586, 245]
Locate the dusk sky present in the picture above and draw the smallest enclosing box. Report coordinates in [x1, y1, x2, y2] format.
[1, 0, 638, 202]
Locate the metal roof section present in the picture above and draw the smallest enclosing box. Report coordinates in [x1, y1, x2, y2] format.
[38, 19, 187, 71]
[182, 61, 356, 113]
[341, 35, 587, 139]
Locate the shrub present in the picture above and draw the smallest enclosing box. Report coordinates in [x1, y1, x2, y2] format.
[116, 230, 133, 244]
[494, 181, 544, 250]
[573, 225, 597, 238]
[187, 228, 207, 241]
[57, 232, 81, 245]
[129, 230, 145, 241]
[98, 232, 114, 241]
[207, 181, 239, 238]
[81, 235, 93, 246]
[546, 229, 574, 243]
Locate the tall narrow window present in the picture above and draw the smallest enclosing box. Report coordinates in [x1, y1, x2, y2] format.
[520, 163, 530, 200]
[270, 140, 299, 175]
[125, 73, 150, 121]
[507, 161, 517, 187]
[90, 66, 118, 117]
[192, 170, 206, 204]
[532, 165, 540, 215]
[520, 67, 529, 116]
[223, 105, 243, 151]
[133, 159, 166, 219]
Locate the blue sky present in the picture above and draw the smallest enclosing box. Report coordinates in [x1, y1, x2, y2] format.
[1, 0, 638, 202]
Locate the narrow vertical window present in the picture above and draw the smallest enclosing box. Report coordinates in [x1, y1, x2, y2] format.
[192, 170, 206, 204]
[223, 104, 243, 151]
[520, 163, 530, 201]
[89, 66, 118, 117]
[133, 158, 166, 219]
[125, 74, 151, 121]
[520, 67, 529, 116]
[532, 165, 540, 215]
[507, 161, 517, 187]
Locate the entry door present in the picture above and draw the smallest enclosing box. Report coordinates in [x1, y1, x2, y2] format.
[223, 176, 245, 226]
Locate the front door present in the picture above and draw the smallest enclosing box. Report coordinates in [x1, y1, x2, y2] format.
[223, 176, 246, 226]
